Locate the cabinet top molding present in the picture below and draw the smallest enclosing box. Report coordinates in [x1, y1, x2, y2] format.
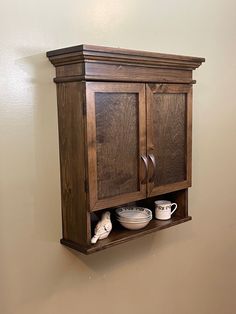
[47, 44, 205, 83]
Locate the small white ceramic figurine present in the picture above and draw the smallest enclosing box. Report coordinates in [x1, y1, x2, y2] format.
[91, 211, 112, 244]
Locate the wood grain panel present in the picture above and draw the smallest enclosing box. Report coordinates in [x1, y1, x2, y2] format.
[153, 93, 187, 185]
[95, 93, 139, 199]
[57, 82, 90, 245]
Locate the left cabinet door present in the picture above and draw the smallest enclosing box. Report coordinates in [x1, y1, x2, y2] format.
[86, 82, 147, 211]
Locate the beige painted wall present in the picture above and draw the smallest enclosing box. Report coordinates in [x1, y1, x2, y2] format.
[1, 0, 236, 313]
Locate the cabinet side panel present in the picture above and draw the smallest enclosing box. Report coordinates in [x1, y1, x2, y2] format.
[57, 82, 90, 245]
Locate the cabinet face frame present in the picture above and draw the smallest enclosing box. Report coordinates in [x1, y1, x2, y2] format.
[146, 83, 192, 197]
[85, 82, 147, 211]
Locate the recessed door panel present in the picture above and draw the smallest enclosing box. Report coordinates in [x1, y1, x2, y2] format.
[152, 93, 186, 185]
[95, 92, 139, 199]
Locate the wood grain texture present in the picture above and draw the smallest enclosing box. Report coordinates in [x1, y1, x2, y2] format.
[153, 93, 186, 185]
[186, 88, 193, 186]
[57, 82, 90, 245]
[173, 189, 188, 218]
[56, 63, 84, 77]
[95, 92, 139, 199]
[86, 82, 147, 211]
[147, 84, 191, 197]
[84, 62, 192, 84]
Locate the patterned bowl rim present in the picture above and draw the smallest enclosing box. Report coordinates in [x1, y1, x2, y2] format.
[115, 206, 152, 218]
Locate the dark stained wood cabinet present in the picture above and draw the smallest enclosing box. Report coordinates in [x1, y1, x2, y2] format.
[47, 45, 204, 254]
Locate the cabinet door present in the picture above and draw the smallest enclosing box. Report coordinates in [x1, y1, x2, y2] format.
[86, 82, 146, 211]
[146, 84, 192, 196]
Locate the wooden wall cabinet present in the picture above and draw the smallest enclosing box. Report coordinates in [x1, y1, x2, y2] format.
[47, 45, 204, 254]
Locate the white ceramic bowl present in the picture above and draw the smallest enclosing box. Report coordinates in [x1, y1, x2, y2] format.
[117, 219, 151, 230]
[116, 206, 153, 230]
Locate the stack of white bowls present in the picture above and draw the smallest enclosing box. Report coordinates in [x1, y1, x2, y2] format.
[115, 207, 152, 230]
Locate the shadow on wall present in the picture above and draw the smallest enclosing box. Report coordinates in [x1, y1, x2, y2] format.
[65, 222, 194, 272]
[0, 51, 65, 313]
[15, 51, 61, 243]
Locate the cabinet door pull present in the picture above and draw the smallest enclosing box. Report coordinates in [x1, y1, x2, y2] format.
[140, 155, 148, 184]
[148, 154, 156, 183]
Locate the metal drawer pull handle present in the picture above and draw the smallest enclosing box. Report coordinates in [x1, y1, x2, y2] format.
[140, 155, 148, 184]
[148, 154, 156, 183]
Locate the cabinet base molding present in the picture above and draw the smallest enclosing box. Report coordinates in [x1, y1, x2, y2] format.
[61, 216, 192, 254]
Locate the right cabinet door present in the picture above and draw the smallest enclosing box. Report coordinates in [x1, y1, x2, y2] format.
[146, 84, 192, 197]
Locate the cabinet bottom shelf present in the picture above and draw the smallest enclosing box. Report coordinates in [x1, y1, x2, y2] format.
[60, 215, 192, 254]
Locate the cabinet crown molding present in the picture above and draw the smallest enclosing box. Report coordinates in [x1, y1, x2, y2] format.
[47, 44, 205, 83]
